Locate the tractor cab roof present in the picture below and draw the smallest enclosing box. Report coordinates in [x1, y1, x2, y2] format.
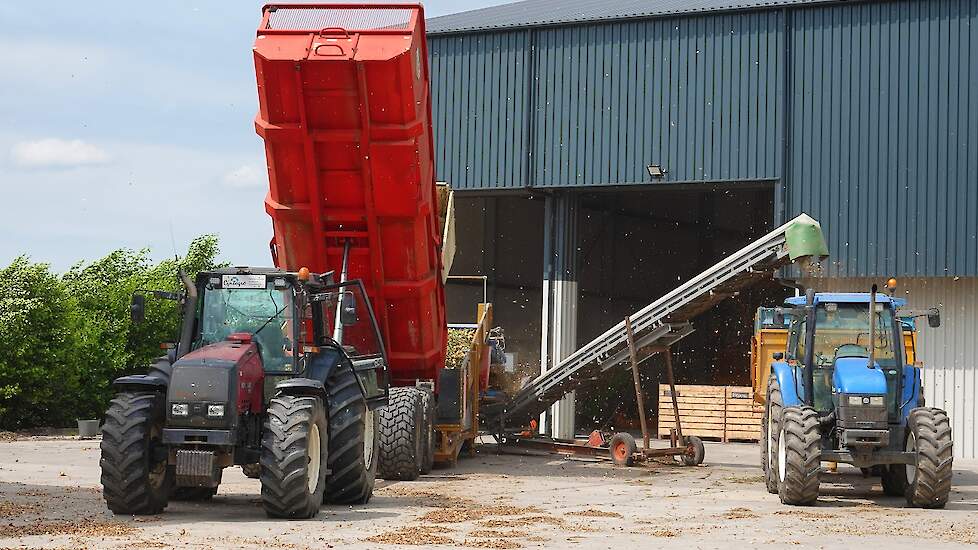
[197, 267, 336, 289]
[784, 293, 907, 307]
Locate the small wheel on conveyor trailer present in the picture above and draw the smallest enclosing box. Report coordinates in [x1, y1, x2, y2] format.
[609, 433, 637, 466]
[680, 436, 705, 466]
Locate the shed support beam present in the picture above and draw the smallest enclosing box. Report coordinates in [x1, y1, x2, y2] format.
[540, 193, 579, 440]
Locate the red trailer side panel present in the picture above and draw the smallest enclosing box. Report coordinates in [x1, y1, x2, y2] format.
[253, 4, 447, 386]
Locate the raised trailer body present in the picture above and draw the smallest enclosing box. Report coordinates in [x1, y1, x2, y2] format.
[254, 4, 446, 387]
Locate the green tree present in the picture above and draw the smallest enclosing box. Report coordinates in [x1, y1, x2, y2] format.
[0, 235, 223, 430]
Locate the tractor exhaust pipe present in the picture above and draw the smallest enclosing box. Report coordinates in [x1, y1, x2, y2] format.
[802, 288, 817, 405]
[332, 238, 352, 345]
[176, 269, 197, 359]
[868, 284, 878, 369]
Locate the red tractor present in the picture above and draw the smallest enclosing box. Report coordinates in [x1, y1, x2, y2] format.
[101, 268, 388, 518]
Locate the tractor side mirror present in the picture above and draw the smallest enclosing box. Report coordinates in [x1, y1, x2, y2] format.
[130, 294, 146, 324]
[927, 309, 941, 328]
[340, 292, 358, 326]
[772, 352, 784, 361]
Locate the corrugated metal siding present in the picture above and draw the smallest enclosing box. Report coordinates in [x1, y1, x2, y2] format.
[429, 11, 784, 189]
[787, 0, 978, 278]
[802, 277, 978, 459]
[429, 31, 530, 190]
[532, 12, 783, 186]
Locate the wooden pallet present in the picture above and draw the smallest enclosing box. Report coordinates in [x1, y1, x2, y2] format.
[657, 384, 763, 442]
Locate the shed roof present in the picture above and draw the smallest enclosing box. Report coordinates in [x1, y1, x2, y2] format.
[427, 0, 849, 34]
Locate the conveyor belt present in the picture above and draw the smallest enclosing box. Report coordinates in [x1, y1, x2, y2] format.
[494, 214, 827, 430]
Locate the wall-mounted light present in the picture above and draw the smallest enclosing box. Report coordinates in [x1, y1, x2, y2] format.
[647, 164, 666, 179]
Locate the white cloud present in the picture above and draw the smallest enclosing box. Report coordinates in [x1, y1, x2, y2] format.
[222, 165, 266, 188]
[10, 138, 110, 168]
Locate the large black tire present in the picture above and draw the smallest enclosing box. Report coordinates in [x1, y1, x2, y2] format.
[378, 387, 424, 481]
[761, 376, 784, 495]
[880, 464, 908, 496]
[778, 406, 821, 506]
[905, 407, 953, 508]
[324, 366, 379, 504]
[418, 390, 435, 475]
[260, 395, 328, 519]
[100, 392, 171, 515]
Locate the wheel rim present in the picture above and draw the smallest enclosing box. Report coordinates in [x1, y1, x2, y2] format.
[905, 431, 917, 484]
[778, 427, 787, 482]
[363, 409, 375, 470]
[613, 441, 629, 462]
[308, 423, 321, 494]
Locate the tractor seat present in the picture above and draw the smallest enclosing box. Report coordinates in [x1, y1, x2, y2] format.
[835, 343, 870, 359]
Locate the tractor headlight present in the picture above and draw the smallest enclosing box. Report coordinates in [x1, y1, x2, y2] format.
[846, 395, 884, 406]
[171, 403, 190, 417]
[206, 404, 225, 418]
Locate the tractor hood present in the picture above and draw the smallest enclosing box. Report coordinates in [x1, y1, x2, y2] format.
[166, 335, 264, 429]
[833, 358, 887, 395]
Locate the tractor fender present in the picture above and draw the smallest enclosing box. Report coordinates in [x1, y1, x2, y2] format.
[900, 365, 923, 421]
[275, 378, 327, 399]
[772, 361, 805, 407]
[112, 374, 167, 394]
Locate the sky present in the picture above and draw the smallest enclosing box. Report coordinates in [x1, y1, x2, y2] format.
[0, 0, 510, 271]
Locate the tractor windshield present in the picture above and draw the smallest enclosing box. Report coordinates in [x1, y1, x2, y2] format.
[792, 302, 899, 412]
[196, 283, 298, 373]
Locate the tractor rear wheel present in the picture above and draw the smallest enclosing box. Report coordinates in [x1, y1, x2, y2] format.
[100, 392, 171, 515]
[761, 376, 784, 494]
[378, 387, 424, 481]
[778, 406, 821, 506]
[905, 407, 953, 508]
[880, 464, 908, 496]
[419, 390, 435, 475]
[324, 365, 379, 504]
[260, 395, 328, 519]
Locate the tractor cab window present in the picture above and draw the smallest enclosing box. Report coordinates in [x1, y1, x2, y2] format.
[196, 282, 298, 373]
[792, 302, 899, 412]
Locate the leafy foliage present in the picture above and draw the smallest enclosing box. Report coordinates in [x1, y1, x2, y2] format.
[0, 236, 222, 430]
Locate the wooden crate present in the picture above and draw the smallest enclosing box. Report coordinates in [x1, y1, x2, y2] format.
[657, 385, 764, 442]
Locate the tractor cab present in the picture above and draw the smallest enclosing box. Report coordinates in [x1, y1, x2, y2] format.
[783, 293, 904, 425]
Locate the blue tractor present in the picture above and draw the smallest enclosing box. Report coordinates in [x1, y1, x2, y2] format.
[760, 285, 953, 507]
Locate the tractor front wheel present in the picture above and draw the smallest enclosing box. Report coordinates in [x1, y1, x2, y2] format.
[905, 407, 953, 508]
[324, 365, 379, 504]
[100, 392, 171, 515]
[260, 395, 328, 519]
[761, 376, 784, 494]
[778, 406, 821, 506]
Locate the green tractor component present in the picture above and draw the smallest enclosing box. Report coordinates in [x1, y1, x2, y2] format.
[100, 267, 389, 519]
[760, 283, 952, 508]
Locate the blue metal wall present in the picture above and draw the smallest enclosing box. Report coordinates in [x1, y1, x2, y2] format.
[429, 11, 785, 189]
[786, 0, 978, 277]
[428, 0, 978, 277]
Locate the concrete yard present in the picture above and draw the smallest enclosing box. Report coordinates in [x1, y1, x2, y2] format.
[0, 437, 976, 549]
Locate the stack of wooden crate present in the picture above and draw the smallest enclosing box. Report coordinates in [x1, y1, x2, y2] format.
[657, 384, 763, 442]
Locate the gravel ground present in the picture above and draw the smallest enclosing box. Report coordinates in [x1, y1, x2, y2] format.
[0, 437, 976, 549]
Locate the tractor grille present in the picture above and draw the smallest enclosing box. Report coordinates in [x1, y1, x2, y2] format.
[266, 7, 413, 31]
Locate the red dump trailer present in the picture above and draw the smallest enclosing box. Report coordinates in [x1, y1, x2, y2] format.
[253, 4, 485, 476]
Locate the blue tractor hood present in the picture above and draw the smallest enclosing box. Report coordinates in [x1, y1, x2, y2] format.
[833, 358, 888, 395]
